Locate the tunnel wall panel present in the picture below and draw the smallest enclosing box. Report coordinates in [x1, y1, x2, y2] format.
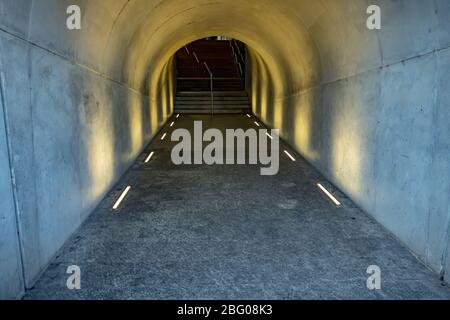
[0, 35, 25, 299]
[377, 0, 438, 64]
[0, 14, 173, 296]
[252, 0, 450, 280]
[30, 46, 86, 269]
[0, 33, 41, 286]
[436, 0, 450, 48]
[373, 54, 437, 262]
[0, 0, 31, 38]
[435, 48, 450, 280]
[319, 69, 380, 212]
[0, 94, 24, 300]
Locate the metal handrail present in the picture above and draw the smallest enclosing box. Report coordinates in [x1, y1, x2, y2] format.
[193, 52, 200, 63]
[184, 47, 214, 115]
[234, 40, 244, 62]
[203, 62, 214, 116]
[176, 77, 241, 80]
[230, 40, 245, 76]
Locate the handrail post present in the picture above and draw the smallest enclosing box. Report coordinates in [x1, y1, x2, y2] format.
[210, 74, 214, 116]
[204, 62, 214, 116]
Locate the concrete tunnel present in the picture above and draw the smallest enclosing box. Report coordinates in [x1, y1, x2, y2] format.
[1, 0, 450, 300]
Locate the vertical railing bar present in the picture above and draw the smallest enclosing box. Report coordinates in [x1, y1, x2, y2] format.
[203, 62, 214, 116]
[193, 52, 200, 63]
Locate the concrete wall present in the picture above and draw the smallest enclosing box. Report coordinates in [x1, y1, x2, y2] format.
[0, 0, 174, 298]
[1, 0, 449, 298]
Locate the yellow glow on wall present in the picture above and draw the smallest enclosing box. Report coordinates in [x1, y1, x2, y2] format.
[149, 57, 176, 141]
[82, 93, 116, 207]
[125, 93, 144, 163]
[291, 89, 320, 162]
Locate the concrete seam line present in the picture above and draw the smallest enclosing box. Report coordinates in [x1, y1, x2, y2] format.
[431, 45, 447, 278]
[425, 39, 449, 278]
[24, 27, 44, 290]
[103, 0, 131, 56]
[0, 50, 27, 298]
[441, 204, 450, 279]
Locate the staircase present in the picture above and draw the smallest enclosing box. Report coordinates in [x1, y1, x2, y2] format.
[175, 91, 251, 114]
[176, 39, 246, 92]
[175, 39, 249, 114]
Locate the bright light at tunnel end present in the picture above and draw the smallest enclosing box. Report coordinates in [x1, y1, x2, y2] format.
[317, 183, 342, 207]
[113, 186, 132, 210]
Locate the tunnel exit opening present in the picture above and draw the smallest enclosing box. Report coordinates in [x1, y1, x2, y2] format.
[175, 38, 246, 92]
[173, 38, 251, 115]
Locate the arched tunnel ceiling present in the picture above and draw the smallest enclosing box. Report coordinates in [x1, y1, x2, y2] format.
[95, 0, 325, 98]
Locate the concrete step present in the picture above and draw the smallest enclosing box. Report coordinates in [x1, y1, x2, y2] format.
[175, 90, 250, 114]
[176, 100, 249, 105]
[175, 106, 250, 111]
[176, 104, 250, 108]
[175, 102, 249, 107]
[177, 91, 248, 97]
[176, 97, 249, 101]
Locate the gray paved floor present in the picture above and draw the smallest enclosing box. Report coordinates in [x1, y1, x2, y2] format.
[25, 114, 450, 300]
